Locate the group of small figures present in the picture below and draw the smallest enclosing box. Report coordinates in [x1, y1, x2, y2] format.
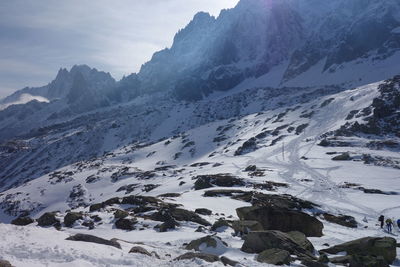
[379, 215, 400, 234]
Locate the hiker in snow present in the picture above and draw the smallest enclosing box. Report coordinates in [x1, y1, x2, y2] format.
[379, 215, 385, 228]
[386, 218, 394, 233]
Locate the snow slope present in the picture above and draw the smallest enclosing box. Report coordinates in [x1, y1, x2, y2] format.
[1, 78, 399, 266]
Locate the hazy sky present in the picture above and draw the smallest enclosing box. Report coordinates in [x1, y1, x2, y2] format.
[0, 0, 239, 98]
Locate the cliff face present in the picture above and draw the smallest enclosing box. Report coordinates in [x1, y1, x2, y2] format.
[136, 0, 400, 100]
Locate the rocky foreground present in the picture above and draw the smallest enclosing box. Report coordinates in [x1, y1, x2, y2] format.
[4, 184, 399, 266]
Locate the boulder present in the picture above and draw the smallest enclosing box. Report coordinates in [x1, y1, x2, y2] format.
[185, 235, 226, 252]
[322, 213, 357, 228]
[89, 203, 103, 212]
[82, 220, 95, 230]
[349, 255, 388, 267]
[174, 252, 220, 263]
[195, 208, 212, 215]
[320, 236, 397, 264]
[151, 208, 211, 226]
[0, 260, 14, 267]
[64, 212, 83, 227]
[90, 215, 102, 222]
[157, 218, 180, 232]
[257, 248, 291, 265]
[195, 226, 206, 233]
[103, 197, 121, 206]
[301, 259, 329, 267]
[193, 174, 245, 190]
[244, 165, 257, 172]
[286, 231, 315, 253]
[211, 219, 230, 231]
[318, 253, 329, 263]
[332, 152, 351, 161]
[236, 206, 323, 237]
[330, 255, 352, 265]
[114, 209, 129, 219]
[233, 192, 317, 210]
[37, 212, 60, 227]
[241, 230, 314, 258]
[129, 246, 152, 257]
[220, 256, 239, 266]
[158, 193, 181, 198]
[120, 195, 160, 206]
[11, 216, 34, 226]
[66, 233, 121, 249]
[232, 220, 263, 236]
[330, 254, 388, 267]
[115, 218, 137, 231]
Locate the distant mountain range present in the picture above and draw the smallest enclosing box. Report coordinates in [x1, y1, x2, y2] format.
[0, 1, 400, 266]
[3, 0, 400, 107]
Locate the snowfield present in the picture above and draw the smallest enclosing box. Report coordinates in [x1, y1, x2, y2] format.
[0, 77, 399, 266]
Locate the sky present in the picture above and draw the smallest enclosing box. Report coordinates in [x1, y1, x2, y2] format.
[0, 0, 239, 98]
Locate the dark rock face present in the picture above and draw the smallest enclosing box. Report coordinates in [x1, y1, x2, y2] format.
[0, 260, 14, 267]
[241, 230, 314, 258]
[89, 195, 162, 213]
[64, 212, 83, 227]
[332, 152, 351, 161]
[220, 256, 239, 266]
[349, 254, 388, 267]
[114, 209, 129, 219]
[193, 174, 245, 190]
[129, 246, 152, 257]
[170, 208, 211, 226]
[89, 203, 103, 212]
[301, 259, 329, 267]
[334, 76, 400, 138]
[232, 220, 264, 236]
[321, 236, 397, 264]
[121, 195, 160, 206]
[37, 212, 60, 227]
[158, 193, 181, 198]
[237, 205, 323, 237]
[114, 218, 137, 231]
[151, 207, 211, 226]
[286, 231, 315, 253]
[322, 213, 357, 228]
[257, 248, 291, 265]
[195, 208, 212, 215]
[66, 234, 121, 249]
[233, 192, 317, 210]
[157, 218, 180, 232]
[11, 216, 34, 226]
[234, 138, 258, 156]
[174, 252, 220, 263]
[244, 165, 257, 172]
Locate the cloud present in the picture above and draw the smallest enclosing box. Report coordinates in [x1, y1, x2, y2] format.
[0, 0, 239, 98]
[0, 93, 49, 110]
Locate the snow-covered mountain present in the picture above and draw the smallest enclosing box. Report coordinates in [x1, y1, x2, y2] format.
[139, 0, 400, 99]
[1, 0, 399, 143]
[1, 74, 399, 267]
[1, 0, 400, 266]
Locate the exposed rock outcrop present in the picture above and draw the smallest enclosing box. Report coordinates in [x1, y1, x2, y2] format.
[66, 233, 121, 249]
[237, 205, 323, 237]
